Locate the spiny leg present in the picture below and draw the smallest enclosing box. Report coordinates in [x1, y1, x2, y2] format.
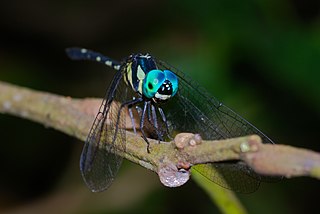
[140, 101, 150, 153]
[144, 103, 162, 142]
[135, 105, 143, 117]
[158, 107, 172, 139]
[113, 98, 143, 145]
[128, 107, 136, 134]
[147, 102, 152, 123]
[151, 104, 163, 142]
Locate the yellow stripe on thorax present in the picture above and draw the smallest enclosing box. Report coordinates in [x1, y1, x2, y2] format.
[137, 65, 145, 94]
[124, 62, 132, 87]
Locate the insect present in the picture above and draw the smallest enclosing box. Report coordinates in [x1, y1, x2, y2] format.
[66, 48, 276, 193]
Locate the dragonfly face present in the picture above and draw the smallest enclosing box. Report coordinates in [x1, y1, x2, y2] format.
[143, 69, 178, 103]
[125, 54, 178, 103]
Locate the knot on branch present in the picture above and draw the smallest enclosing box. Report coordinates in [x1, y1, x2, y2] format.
[158, 161, 191, 187]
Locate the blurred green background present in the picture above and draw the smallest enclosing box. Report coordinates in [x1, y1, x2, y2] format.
[0, 0, 319, 213]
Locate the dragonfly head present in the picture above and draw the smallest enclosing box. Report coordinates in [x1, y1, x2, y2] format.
[143, 69, 178, 103]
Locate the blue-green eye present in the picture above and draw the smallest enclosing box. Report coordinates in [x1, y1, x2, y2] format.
[143, 70, 165, 98]
[143, 69, 179, 100]
[164, 70, 178, 96]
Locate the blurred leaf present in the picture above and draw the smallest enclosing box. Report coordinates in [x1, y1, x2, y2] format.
[192, 169, 247, 214]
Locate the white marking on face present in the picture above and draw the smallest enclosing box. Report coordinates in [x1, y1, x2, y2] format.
[81, 48, 87, 53]
[96, 56, 101, 62]
[155, 92, 171, 100]
[137, 65, 145, 80]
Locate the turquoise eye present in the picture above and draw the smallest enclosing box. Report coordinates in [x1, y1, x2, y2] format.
[143, 69, 179, 100]
[164, 70, 178, 96]
[143, 70, 165, 98]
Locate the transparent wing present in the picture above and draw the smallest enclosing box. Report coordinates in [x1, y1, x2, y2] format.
[80, 69, 127, 192]
[194, 162, 261, 193]
[157, 60, 275, 193]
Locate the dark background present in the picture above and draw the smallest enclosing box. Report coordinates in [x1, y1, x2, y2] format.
[0, 0, 319, 213]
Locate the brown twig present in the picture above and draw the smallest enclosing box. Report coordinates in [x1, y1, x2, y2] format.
[1, 81, 320, 187]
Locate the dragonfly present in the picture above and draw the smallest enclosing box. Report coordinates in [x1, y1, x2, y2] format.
[66, 47, 276, 193]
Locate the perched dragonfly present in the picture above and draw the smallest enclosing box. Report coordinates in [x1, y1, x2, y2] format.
[66, 48, 275, 193]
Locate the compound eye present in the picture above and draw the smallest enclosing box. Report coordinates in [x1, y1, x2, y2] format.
[143, 70, 165, 98]
[164, 70, 178, 96]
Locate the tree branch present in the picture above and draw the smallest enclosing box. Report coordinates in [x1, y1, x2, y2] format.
[1, 81, 320, 187]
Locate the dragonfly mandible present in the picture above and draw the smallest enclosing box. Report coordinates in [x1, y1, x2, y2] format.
[66, 48, 275, 193]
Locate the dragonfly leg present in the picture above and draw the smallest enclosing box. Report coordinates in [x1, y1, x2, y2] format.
[112, 98, 143, 145]
[151, 105, 163, 142]
[158, 107, 172, 140]
[147, 102, 152, 123]
[144, 103, 163, 142]
[128, 107, 136, 134]
[140, 101, 150, 153]
[135, 106, 143, 121]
